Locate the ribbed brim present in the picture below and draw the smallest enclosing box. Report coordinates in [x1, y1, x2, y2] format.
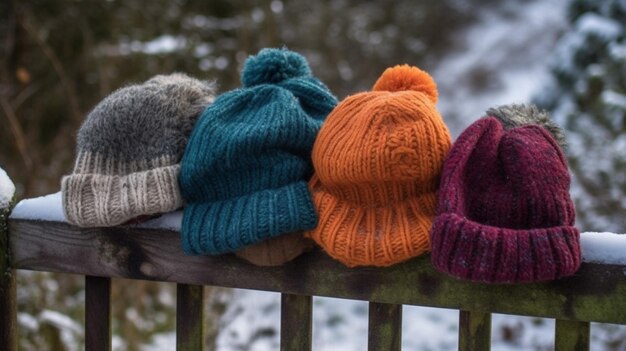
[430, 213, 581, 283]
[306, 185, 436, 267]
[181, 181, 317, 255]
[62, 164, 182, 227]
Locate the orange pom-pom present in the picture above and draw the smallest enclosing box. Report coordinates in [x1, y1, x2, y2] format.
[372, 65, 438, 103]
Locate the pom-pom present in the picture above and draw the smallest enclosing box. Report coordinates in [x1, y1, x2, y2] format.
[241, 48, 312, 87]
[372, 64, 438, 103]
[486, 104, 567, 149]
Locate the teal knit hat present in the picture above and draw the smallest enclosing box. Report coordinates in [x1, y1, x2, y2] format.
[179, 48, 338, 255]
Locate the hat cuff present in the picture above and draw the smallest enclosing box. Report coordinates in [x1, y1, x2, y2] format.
[430, 213, 581, 283]
[306, 178, 436, 267]
[181, 181, 317, 255]
[62, 164, 182, 227]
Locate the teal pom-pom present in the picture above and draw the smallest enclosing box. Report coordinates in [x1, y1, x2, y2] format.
[241, 48, 312, 87]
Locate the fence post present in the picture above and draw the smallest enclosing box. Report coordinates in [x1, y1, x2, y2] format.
[176, 284, 205, 351]
[0, 192, 16, 351]
[555, 319, 590, 351]
[459, 310, 491, 351]
[280, 293, 312, 351]
[368, 302, 402, 351]
[85, 276, 112, 351]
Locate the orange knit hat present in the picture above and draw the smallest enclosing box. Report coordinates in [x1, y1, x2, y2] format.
[305, 65, 452, 267]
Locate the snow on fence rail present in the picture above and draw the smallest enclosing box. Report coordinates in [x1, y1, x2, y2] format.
[2, 193, 626, 351]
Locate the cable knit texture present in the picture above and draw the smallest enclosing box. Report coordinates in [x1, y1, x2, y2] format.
[179, 48, 338, 255]
[430, 104, 581, 283]
[305, 65, 452, 267]
[62, 73, 215, 227]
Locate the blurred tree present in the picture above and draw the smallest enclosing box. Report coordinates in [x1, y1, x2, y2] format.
[535, 0, 626, 232]
[1, 0, 479, 198]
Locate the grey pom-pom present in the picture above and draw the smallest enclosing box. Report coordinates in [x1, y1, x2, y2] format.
[486, 104, 567, 149]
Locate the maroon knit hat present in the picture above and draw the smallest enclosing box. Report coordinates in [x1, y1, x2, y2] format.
[430, 104, 581, 283]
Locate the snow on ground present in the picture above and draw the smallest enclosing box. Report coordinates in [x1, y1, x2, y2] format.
[17, 312, 39, 332]
[214, 291, 455, 351]
[434, 0, 567, 136]
[491, 314, 555, 351]
[18, 309, 86, 351]
[216, 290, 282, 351]
[39, 310, 83, 348]
[0, 167, 15, 209]
[142, 332, 176, 351]
[206, 290, 623, 351]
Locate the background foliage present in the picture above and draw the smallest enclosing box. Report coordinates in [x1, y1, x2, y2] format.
[0, 0, 486, 198]
[535, 0, 626, 232]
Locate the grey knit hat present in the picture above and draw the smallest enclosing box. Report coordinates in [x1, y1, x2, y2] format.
[62, 73, 215, 227]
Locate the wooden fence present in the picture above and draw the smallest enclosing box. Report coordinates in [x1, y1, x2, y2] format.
[2, 217, 626, 350]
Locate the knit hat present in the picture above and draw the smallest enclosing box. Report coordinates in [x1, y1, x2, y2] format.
[430, 104, 581, 283]
[305, 65, 452, 267]
[62, 73, 215, 227]
[235, 233, 313, 266]
[179, 48, 338, 255]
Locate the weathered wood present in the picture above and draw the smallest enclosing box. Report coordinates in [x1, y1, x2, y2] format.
[555, 319, 590, 351]
[280, 293, 312, 351]
[459, 310, 491, 351]
[0, 203, 17, 351]
[9, 219, 626, 324]
[0, 272, 17, 351]
[85, 275, 111, 351]
[368, 302, 402, 351]
[176, 284, 205, 351]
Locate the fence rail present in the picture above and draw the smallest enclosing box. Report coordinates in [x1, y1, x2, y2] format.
[3, 217, 626, 350]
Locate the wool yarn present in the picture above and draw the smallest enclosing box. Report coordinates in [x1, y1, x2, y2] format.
[235, 233, 313, 266]
[62, 73, 215, 227]
[430, 104, 581, 283]
[306, 65, 452, 267]
[179, 48, 337, 255]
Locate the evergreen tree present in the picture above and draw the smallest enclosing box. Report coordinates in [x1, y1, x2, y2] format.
[535, 0, 626, 232]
